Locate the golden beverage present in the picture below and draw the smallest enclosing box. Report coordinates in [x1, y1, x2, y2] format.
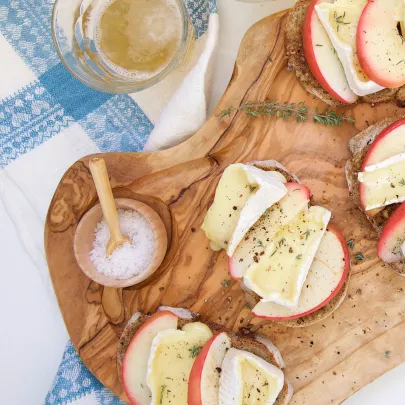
[94, 0, 184, 79]
[52, 0, 194, 92]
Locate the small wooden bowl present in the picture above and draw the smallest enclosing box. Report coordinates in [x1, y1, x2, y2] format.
[74, 198, 168, 288]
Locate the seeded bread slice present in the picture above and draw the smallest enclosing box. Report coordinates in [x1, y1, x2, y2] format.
[346, 115, 405, 275]
[117, 307, 293, 404]
[285, 0, 405, 107]
[241, 160, 350, 327]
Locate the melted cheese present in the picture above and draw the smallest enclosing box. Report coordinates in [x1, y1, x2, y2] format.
[316, 0, 385, 96]
[147, 322, 212, 405]
[243, 206, 331, 307]
[201, 164, 287, 256]
[218, 349, 284, 405]
[358, 153, 405, 210]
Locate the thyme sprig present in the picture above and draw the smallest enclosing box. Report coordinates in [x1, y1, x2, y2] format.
[217, 100, 355, 127]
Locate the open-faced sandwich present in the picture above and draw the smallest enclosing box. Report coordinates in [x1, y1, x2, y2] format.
[201, 161, 351, 327]
[346, 116, 405, 275]
[117, 306, 293, 405]
[286, 0, 405, 107]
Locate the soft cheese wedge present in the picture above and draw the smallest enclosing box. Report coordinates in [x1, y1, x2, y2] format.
[253, 225, 350, 320]
[202, 164, 287, 256]
[358, 153, 405, 211]
[243, 206, 331, 307]
[316, 0, 384, 96]
[218, 348, 284, 405]
[229, 183, 310, 280]
[147, 322, 213, 405]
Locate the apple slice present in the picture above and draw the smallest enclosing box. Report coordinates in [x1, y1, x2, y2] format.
[378, 202, 405, 263]
[122, 311, 178, 405]
[188, 332, 232, 405]
[361, 118, 405, 169]
[303, 0, 358, 104]
[229, 183, 310, 280]
[357, 0, 405, 88]
[252, 225, 350, 321]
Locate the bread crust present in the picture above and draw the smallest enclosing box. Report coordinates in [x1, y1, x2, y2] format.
[285, 0, 405, 107]
[117, 307, 293, 404]
[346, 115, 405, 275]
[244, 160, 351, 327]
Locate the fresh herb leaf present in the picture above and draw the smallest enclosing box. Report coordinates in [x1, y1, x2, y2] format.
[257, 239, 264, 248]
[384, 350, 391, 359]
[303, 230, 311, 240]
[160, 385, 167, 405]
[249, 185, 257, 192]
[400, 178, 405, 186]
[189, 345, 203, 358]
[354, 252, 365, 261]
[296, 254, 303, 260]
[316, 44, 323, 47]
[217, 100, 355, 127]
[270, 247, 278, 257]
[278, 237, 286, 247]
[221, 279, 231, 288]
[347, 239, 354, 249]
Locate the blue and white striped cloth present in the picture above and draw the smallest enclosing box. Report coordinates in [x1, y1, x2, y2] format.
[0, 0, 216, 403]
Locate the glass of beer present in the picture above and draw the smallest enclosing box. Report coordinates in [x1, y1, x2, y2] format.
[52, 0, 194, 93]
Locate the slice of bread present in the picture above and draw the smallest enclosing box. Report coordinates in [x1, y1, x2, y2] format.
[285, 0, 405, 107]
[241, 160, 350, 327]
[346, 115, 405, 275]
[117, 307, 293, 404]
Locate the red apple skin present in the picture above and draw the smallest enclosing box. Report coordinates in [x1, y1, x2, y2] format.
[359, 118, 405, 210]
[228, 182, 311, 280]
[188, 333, 222, 405]
[378, 202, 405, 262]
[303, 0, 354, 104]
[253, 224, 350, 321]
[122, 311, 178, 405]
[357, 1, 405, 88]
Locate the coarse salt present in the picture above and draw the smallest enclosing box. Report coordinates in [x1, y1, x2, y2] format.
[90, 209, 156, 280]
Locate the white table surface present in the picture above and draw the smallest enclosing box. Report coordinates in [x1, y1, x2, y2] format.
[1, 1, 405, 404]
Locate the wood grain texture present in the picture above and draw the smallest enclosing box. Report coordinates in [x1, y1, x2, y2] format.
[45, 10, 405, 405]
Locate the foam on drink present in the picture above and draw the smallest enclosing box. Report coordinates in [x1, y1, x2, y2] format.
[94, 0, 183, 80]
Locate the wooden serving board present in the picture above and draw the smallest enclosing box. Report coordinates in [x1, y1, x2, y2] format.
[45, 10, 405, 405]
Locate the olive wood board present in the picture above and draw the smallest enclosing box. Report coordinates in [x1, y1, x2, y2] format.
[45, 10, 405, 405]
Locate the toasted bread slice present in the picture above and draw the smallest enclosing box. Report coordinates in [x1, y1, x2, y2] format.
[285, 0, 405, 107]
[117, 307, 293, 404]
[240, 160, 350, 327]
[346, 115, 405, 275]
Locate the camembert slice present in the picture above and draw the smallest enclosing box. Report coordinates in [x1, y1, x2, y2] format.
[358, 153, 405, 211]
[218, 348, 284, 405]
[202, 164, 287, 256]
[147, 322, 212, 405]
[243, 206, 331, 307]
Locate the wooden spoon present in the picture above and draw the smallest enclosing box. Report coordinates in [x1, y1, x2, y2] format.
[89, 157, 131, 256]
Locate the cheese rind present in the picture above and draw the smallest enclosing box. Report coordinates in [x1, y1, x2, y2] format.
[202, 164, 287, 256]
[147, 322, 212, 405]
[218, 348, 284, 405]
[243, 206, 331, 307]
[316, 0, 384, 96]
[358, 153, 405, 211]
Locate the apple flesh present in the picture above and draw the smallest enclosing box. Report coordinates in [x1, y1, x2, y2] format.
[252, 224, 350, 321]
[303, 0, 358, 104]
[229, 183, 310, 280]
[357, 0, 405, 88]
[188, 332, 231, 405]
[359, 118, 405, 211]
[122, 311, 178, 405]
[378, 202, 405, 263]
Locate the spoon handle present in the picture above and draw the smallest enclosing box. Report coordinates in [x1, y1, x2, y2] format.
[89, 158, 124, 243]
